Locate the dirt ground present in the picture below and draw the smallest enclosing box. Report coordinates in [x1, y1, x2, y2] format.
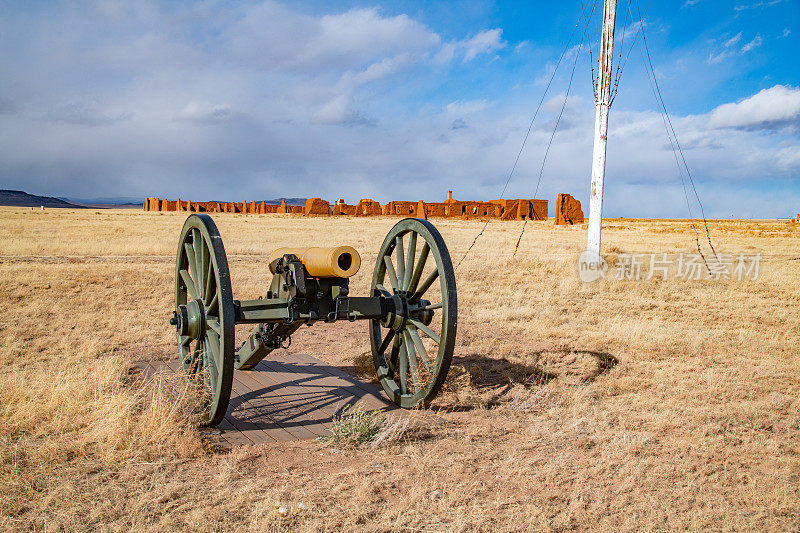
[1, 207, 799, 531]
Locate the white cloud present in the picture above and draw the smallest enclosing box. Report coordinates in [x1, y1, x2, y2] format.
[708, 85, 800, 131]
[462, 29, 506, 61]
[433, 28, 507, 64]
[724, 32, 743, 48]
[229, 3, 440, 73]
[311, 53, 417, 125]
[443, 99, 490, 115]
[708, 31, 765, 63]
[741, 33, 763, 52]
[542, 93, 582, 114]
[734, 0, 785, 12]
[775, 145, 800, 170]
[175, 102, 233, 124]
[620, 20, 645, 41]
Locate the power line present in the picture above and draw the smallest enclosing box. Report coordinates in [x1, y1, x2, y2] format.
[634, 2, 717, 273]
[614, 0, 632, 86]
[513, 42, 583, 255]
[610, 0, 653, 105]
[586, 0, 600, 102]
[641, 52, 707, 270]
[455, 0, 596, 269]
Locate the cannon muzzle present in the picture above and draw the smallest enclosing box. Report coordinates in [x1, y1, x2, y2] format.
[268, 246, 361, 278]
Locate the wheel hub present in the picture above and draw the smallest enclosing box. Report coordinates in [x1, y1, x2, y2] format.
[175, 299, 206, 339]
[381, 292, 408, 332]
[411, 298, 434, 326]
[380, 293, 436, 332]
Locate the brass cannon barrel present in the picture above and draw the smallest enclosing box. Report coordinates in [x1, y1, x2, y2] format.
[268, 246, 361, 278]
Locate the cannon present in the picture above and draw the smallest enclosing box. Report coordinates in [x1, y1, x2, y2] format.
[171, 214, 457, 426]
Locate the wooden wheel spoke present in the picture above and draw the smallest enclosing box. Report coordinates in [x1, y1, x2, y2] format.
[395, 236, 405, 287]
[192, 341, 203, 374]
[375, 284, 392, 297]
[403, 232, 417, 291]
[389, 335, 401, 371]
[179, 269, 199, 301]
[378, 329, 395, 354]
[208, 361, 218, 394]
[201, 342, 218, 393]
[203, 261, 217, 306]
[193, 229, 203, 299]
[203, 256, 215, 305]
[203, 277, 215, 307]
[413, 302, 442, 312]
[398, 339, 408, 394]
[383, 255, 399, 291]
[403, 330, 422, 390]
[407, 243, 429, 293]
[412, 268, 439, 301]
[180, 335, 192, 347]
[408, 318, 441, 344]
[197, 240, 211, 303]
[196, 340, 204, 368]
[207, 318, 221, 335]
[206, 329, 224, 371]
[206, 293, 218, 315]
[184, 243, 198, 287]
[408, 327, 434, 372]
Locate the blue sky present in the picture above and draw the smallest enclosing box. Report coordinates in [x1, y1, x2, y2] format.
[1, 0, 798, 217]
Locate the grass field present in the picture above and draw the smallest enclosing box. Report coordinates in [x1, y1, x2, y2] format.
[1, 207, 799, 531]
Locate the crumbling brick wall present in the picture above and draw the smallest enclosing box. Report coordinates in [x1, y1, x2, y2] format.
[385, 201, 418, 216]
[554, 193, 584, 225]
[461, 202, 494, 219]
[304, 198, 331, 215]
[518, 199, 548, 220]
[355, 199, 382, 216]
[333, 199, 356, 215]
[143, 191, 559, 222]
[424, 202, 446, 217]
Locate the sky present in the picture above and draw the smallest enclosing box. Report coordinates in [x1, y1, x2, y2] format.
[0, 0, 798, 217]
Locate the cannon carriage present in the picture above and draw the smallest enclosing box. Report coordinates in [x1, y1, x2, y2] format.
[171, 214, 457, 426]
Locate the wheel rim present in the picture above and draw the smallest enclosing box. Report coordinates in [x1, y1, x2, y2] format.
[174, 214, 234, 426]
[370, 218, 457, 408]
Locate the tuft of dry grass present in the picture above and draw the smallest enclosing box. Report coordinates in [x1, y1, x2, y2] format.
[1, 207, 799, 531]
[324, 407, 386, 447]
[368, 412, 448, 448]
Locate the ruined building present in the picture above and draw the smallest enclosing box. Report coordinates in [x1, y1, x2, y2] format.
[554, 193, 585, 225]
[143, 190, 583, 223]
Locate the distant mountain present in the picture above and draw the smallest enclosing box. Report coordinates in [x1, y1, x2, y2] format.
[61, 195, 143, 206]
[263, 197, 307, 206]
[0, 190, 85, 208]
[0, 191, 311, 209]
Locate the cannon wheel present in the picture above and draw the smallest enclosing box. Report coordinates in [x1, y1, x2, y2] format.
[370, 218, 457, 408]
[174, 214, 235, 426]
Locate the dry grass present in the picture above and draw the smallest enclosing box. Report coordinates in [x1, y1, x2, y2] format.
[325, 407, 387, 447]
[1, 206, 799, 531]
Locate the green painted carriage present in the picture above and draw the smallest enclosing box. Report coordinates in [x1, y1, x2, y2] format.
[171, 215, 458, 425]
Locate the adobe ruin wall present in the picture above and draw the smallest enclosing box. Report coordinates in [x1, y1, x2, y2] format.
[143, 190, 582, 223]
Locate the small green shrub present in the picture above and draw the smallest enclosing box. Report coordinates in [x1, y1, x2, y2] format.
[325, 406, 386, 447]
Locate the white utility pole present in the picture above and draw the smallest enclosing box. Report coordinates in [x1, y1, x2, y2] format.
[586, 0, 617, 265]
